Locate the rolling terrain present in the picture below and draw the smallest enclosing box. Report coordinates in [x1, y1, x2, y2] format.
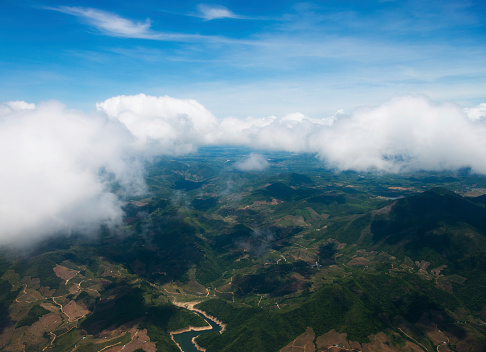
[0, 150, 485, 352]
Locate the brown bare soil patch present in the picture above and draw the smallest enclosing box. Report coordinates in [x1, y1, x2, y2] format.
[278, 215, 310, 227]
[436, 274, 466, 293]
[280, 327, 316, 352]
[347, 257, 371, 266]
[16, 286, 42, 303]
[0, 313, 62, 351]
[1, 330, 26, 352]
[430, 265, 447, 278]
[236, 254, 250, 262]
[459, 188, 486, 197]
[454, 333, 486, 352]
[305, 207, 323, 221]
[69, 284, 81, 294]
[361, 332, 400, 351]
[309, 330, 429, 352]
[130, 201, 148, 207]
[0, 326, 15, 350]
[102, 269, 119, 277]
[424, 328, 448, 346]
[40, 286, 55, 297]
[53, 264, 79, 283]
[29, 312, 62, 336]
[371, 201, 396, 217]
[40, 302, 57, 312]
[415, 260, 430, 272]
[21, 276, 41, 289]
[388, 187, 412, 191]
[286, 215, 309, 227]
[183, 279, 206, 294]
[436, 345, 453, 352]
[63, 300, 90, 322]
[216, 282, 232, 293]
[250, 199, 280, 207]
[315, 329, 351, 350]
[79, 279, 109, 297]
[401, 341, 424, 352]
[104, 328, 156, 352]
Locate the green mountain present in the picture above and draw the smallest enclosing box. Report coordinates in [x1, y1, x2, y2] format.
[193, 188, 486, 352]
[1, 157, 485, 352]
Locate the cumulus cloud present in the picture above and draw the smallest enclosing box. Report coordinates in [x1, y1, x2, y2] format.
[0, 101, 35, 115]
[0, 94, 217, 246]
[215, 96, 486, 173]
[234, 153, 270, 171]
[96, 93, 218, 154]
[311, 96, 486, 172]
[216, 112, 336, 152]
[2, 93, 486, 246]
[464, 103, 486, 121]
[0, 101, 143, 246]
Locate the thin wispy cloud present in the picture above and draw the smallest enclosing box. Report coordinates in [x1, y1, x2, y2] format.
[196, 4, 240, 20]
[47, 5, 259, 46]
[48, 6, 208, 42]
[51, 6, 158, 39]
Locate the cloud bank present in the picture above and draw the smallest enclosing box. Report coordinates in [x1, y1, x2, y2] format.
[0, 100, 143, 246]
[1, 94, 486, 246]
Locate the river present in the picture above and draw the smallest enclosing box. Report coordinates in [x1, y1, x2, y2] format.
[172, 311, 221, 352]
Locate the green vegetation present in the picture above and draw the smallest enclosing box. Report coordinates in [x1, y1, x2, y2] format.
[0, 278, 20, 333]
[16, 304, 50, 328]
[75, 333, 131, 352]
[50, 328, 81, 352]
[13, 253, 64, 288]
[196, 270, 465, 351]
[81, 285, 146, 334]
[2, 151, 486, 351]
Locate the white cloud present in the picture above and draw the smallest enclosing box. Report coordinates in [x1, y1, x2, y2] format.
[216, 112, 336, 152]
[215, 96, 486, 173]
[211, 96, 486, 174]
[52, 6, 158, 39]
[0, 101, 35, 115]
[197, 5, 239, 20]
[96, 94, 218, 154]
[0, 101, 143, 246]
[464, 103, 486, 121]
[2, 94, 486, 246]
[234, 153, 270, 171]
[311, 96, 486, 173]
[49, 6, 205, 41]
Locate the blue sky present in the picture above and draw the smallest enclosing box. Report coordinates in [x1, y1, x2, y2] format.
[2, 0, 486, 244]
[1, 0, 485, 117]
